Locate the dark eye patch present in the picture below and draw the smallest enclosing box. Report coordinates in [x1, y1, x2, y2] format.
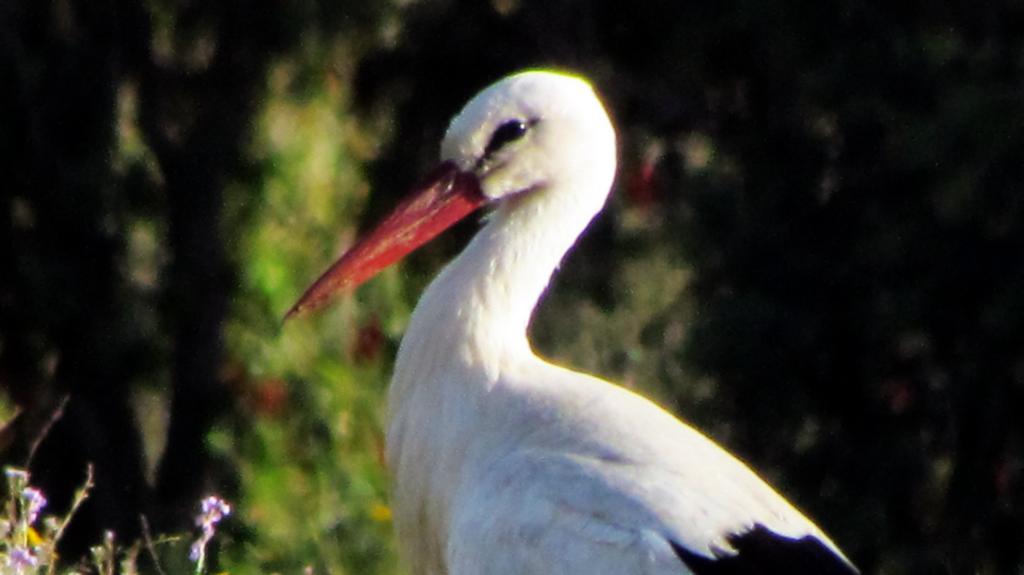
[483, 118, 535, 159]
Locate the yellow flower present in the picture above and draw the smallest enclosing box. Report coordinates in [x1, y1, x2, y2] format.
[369, 503, 392, 523]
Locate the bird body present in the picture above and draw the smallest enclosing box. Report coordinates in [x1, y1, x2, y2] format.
[390, 353, 843, 574]
[290, 70, 857, 574]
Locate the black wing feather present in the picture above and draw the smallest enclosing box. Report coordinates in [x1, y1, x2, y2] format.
[671, 524, 858, 575]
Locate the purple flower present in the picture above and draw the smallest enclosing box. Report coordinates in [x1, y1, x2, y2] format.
[197, 496, 231, 528]
[190, 495, 231, 567]
[6, 547, 38, 573]
[21, 487, 47, 525]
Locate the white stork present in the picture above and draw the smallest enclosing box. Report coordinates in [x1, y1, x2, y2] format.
[288, 70, 858, 575]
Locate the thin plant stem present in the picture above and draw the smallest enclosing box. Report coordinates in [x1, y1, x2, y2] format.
[45, 463, 93, 575]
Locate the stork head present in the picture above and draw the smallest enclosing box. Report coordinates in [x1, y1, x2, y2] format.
[442, 70, 616, 203]
[286, 70, 616, 318]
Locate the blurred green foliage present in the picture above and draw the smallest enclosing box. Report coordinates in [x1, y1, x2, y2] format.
[2, 0, 1023, 573]
[217, 48, 401, 573]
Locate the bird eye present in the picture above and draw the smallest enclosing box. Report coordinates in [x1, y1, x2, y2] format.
[483, 119, 533, 159]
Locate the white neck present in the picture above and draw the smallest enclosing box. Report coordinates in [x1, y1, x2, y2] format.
[390, 175, 610, 408]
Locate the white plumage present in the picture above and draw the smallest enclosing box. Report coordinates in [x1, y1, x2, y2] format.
[291, 70, 857, 575]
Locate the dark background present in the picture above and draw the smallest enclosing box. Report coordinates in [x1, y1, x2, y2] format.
[1, 0, 1022, 573]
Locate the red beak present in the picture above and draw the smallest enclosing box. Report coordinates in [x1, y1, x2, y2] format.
[285, 161, 486, 320]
